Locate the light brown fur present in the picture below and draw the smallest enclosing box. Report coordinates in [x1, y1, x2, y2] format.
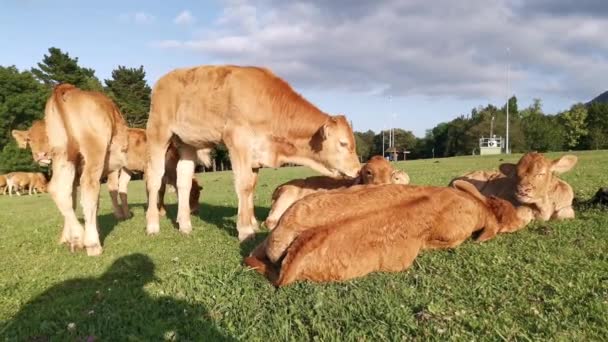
[145, 65, 361, 240]
[43, 83, 129, 256]
[0, 175, 6, 195]
[12, 122, 201, 223]
[5, 172, 47, 196]
[264, 155, 409, 229]
[108, 128, 202, 220]
[245, 181, 525, 286]
[450, 152, 577, 222]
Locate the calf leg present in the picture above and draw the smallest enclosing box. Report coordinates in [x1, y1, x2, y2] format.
[118, 168, 132, 219]
[230, 153, 259, 242]
[107, 169, 124, 220]
[265, 189, 296, 230]
[145, 129, 170, 235]
[49, 157, 84, 250]
[158, 178, 167, 217]
[553, 206, 575, 220]
[176, 145, 196, 234]
[79, 161, 104, 256]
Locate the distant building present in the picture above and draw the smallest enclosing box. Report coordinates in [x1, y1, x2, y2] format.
[479, 136, 504, 155]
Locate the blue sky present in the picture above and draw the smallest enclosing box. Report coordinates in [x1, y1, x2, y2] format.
[2, 0, 607, 136]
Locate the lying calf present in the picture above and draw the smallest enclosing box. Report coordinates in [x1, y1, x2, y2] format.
[449, 152, 577, 221]
[264, 155, 409, 229]
[245, 181, 527, 286]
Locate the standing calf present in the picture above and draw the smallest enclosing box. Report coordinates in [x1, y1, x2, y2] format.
[43, 84, 129, 256]
[12, 122, 201, 222]
[145, 65, 361, 241]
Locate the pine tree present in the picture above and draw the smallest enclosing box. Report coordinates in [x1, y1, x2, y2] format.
[31, 47, 102, 91]
[104, 66, 152, 128]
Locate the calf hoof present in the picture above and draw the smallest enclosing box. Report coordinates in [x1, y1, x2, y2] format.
[159, 208, 167, 217]
[146, 224, 160, 235]
[113, 213, 126, 221]
[177, 217, 192, 234]
[86, 245, 103, 256]
[238, 226, 256, 242]
[178, 223, 192, 235]
[69, 240, 84, 253]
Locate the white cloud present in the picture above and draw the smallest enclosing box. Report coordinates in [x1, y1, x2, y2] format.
[119, 11, 155, 24]
[153, 0, 608, 100]
[174, 10, 195, 25]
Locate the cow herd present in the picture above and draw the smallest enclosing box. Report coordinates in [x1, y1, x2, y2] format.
[4, 65, 578, 286]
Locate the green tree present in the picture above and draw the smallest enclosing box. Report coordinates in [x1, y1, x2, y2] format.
[105, 66, 152, 128]
[31, 47, 102, 91]
[501, 95, 519, 117]
[0, 142, 44, 173]
[522, 114, 565, 152]
[0, 66, 48, 150]
[583, 102, 608, 149]
[560, 103, 588, 149]
[354, 130, 375, 161]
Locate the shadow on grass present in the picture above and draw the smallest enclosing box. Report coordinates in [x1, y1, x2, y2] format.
[0, 254, 235, 341]
[116, 202, 271, 240]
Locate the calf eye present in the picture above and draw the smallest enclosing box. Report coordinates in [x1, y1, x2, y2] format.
[340, 141, 348, 147]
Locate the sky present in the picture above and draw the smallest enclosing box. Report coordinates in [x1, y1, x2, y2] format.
[2, 0, 607, 137]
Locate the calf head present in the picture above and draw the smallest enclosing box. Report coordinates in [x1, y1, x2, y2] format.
[314, 115, 361, 179]
[499, 152, 577, 205]
[11, 120, 52, 166]
[391, 170, 410, 185]
[359, 155, 394, 184]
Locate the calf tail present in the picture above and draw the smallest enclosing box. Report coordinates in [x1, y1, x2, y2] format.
[46, 84, 79, 161]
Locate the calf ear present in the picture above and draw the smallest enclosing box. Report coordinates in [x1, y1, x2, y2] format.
[11, 130, 29, 148]
[499, 163, 516, 176]
[550, 155, 577, 174]
[320, 118, 338, 139]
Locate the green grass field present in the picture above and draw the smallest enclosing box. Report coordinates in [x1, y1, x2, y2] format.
[1, 151, 607, 341]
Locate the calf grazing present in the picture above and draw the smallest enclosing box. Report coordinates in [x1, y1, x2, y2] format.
[450, 152, 577, 221]
[108, 128, 202, 220]
[5, 172, 46, 196]
[12, 121, 201, 222]
[264, 155, 408, 229]
[145, 65, 361, 240]
[245, 181, 526, 286]
[43, 83, 129, 256]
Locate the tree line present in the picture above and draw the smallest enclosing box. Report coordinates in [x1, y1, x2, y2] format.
[355, 96, 608, 161]
[1, 47, 607, 173]
[0, 47, 231, 173]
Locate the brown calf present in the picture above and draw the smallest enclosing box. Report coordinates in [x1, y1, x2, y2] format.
[12, 121, 201, 223]
[245, 181, 525, 286]
[450, 152, 577, 221]
[107, 128, 202, 220]
[145, 65, 361, 241]
[264, 155, 409, 229]
[43, 84, 129, 256]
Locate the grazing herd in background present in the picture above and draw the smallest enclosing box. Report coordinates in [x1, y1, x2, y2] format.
[2, 64, 580, 286]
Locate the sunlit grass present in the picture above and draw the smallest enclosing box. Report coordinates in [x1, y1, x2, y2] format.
[1, 151, 607, 340]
